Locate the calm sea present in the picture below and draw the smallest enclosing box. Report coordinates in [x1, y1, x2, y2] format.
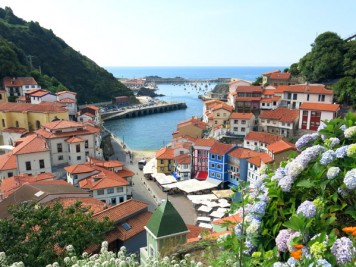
[104, 66, 285, 151]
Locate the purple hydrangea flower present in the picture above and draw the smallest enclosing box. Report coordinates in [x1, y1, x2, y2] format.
[272, 167, 286, 181]
[250, 201, 267, 220]
[278, 175, 294, 192]
[335, 145, 349, 158]
[317, 122, 327, 132]
[329, 137, 340, 148]
[273, 263, 288, 267]
[234, 223, 242, 236]
[287, 231, 301, 252]
[276, 229, 295, 252]
[338, 188, 349, 196]
[343, 169, 356, 190]
[287, 257, 297, 267]
[327, 167, 340, 180]
[320, 150, 336, 165]
[295, 134, 319, 151]
[297, 200, 317, 218]
[331, 237, 354, 265]
[296, 145, 325, 166]
[340, 124, 347, 131]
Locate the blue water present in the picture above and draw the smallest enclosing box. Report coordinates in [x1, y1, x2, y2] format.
[104, 66, 285, 151]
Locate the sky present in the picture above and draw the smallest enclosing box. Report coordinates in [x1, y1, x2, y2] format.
[0, 0, 355, 67]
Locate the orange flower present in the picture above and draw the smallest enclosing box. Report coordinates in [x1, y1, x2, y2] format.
[342, 227, 356, 233]
[294, 244, 304, 249]
[291, 249, 302, 260]
[351, 231, 356, 237]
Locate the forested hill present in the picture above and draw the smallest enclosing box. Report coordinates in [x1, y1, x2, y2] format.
[0, 7, 133, 103]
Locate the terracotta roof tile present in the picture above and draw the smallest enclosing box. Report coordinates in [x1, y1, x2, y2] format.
[235, 86, 263, 93]
[116, 168, 135, 178]
[49, 197, 107, 214]
[79, 174, 128, 190]
[64, 164, 96, 174]
[275, 85, 333, 95]
[174, 153, 191, 164]
[235, 97, 261, 102]
[188, 230, 232, 243]
[0, 152, 17, 171]
[247, 154, 274, 167]
[228, 148, 263, 159]
[156, 147, 175, 159]
[260, 96, 281, 103]
[194, 138, 217, 147]
[42, 120, 84, 130]
[93, 199, 148, 222]
[269, 72, 291, 80]
[3, 77, 37, 87]
[210, 103, 233, 112]
[262, 89, 276, 95]
[12, 134, 49, 155]
[259, 108, 299, 123]
[186, 224, 212, 239]
[30, 90, 52, 97]
[230, 112, 254, 120]
[263, 70, 281, 75]
[2, 127, 27, 134]
[65, 136, 84, 143]
[267, 140, 296, 154]
[57, 98, 77, 103]
[213, 214, 242, 225]
[210, 143, 235, 155]
[299, 102, 340, 112]
[36, 124, 100, 139]
[80, 112, 95, 118]
[0, 102, 67, 113]
[56, 91, 77, 95]
[245, 131, 283, 144]
[84, 105, 100, 111]
[89, 158, 124, 168]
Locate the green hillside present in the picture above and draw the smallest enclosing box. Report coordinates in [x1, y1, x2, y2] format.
[0, 7, 133, 103]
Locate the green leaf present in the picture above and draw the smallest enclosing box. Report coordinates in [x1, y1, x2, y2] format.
[283, 214, 305, 231]
[296, 179, 315, 188]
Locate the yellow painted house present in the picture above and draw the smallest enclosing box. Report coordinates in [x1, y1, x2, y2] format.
[156, 147, 175, 174]
[0, 91, 8, 103]
[0, 102, 69, 144]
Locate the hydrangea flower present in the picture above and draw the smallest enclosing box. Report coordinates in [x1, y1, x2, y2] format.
[234, 223, 242, 236]
[271, 167, 286, 181]
[328, 137, 340, 148]
[296, 200, 316, 218]
[319, 150, 336, 165]
[246, 219, 261, 234]
[286, 257, 297, 267]
[326, 167, 340, 179]
[295, 134, 319, 151]
[287, 231, 301, 252]
[276, 229, 295, 252]
[309, 259, 332, 267]
[344, 126, 356, 138]
[340, 124, 347, 131]
[278, 175, 294, 192]
[335, 145, 349, 158]
[250, 201, 267, 219]
[273, 263, 288, 267]
[346, 144, 356, 157]
[331, 237, 354, 265]
[343, 169, 356, 190]
[317, 122, 327, 132]
[310, 241, 327, 260]
[296, 145, 325, 167]
[286, 161, 305, 178]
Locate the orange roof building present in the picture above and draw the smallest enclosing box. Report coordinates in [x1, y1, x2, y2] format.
[244, 131, 284, 152]
[0, 152, 18, 180]
[156, 147, 175, 174]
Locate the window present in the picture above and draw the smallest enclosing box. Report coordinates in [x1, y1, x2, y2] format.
[26, 161, 31, 171]
[85, 140, 89, 148]
[217, 113, 220, 117]
[160, 167, 164, 171]
[85, 151, 89, 156]
[233, 127, 238, 131]
[211, 154, 215, 159]
[160, 160, 164, 164]
[217, 155, 221, 160]
[267, 120, 270, 123]
[58, 155, 63, 160]
[241, 127, 246, 132]
[217, 164, 221, 170]
[216, 173, 221, 178]
[119, 197, 124, 203]
[247, 141, 250, 144]
[57, 143, 63, 153]
[76, 144, 81, 153]
[318, 95, 325, 102]
[97, 189, 104, 195]
[241, 120, 246, 124]
[234, 120, 238, 124]
[262, 103, 265, 106]
[117, 187, 124, 193]
[36, 120, 41, 129]
[287, 92, 291, 100]
[211, 163, 215, 168]
[211, 172, 215, 177]
[15, 121, 19, 128]
[303, 111, 308, 116]
[39, 159, 45, 169]
[293, 94, 297, 100]
[214, 120, 218, 125]
[307, 94, 310, 101]
[107, 188, 114, 194]
[7, 172, 13, 177]
[254, 142, 257, 146]
[0, 94, 2, 100]
[2, 119, 5, 127]
[111, 198, 117, 205]
[122, 222, 132, 231]
[77, 156, 81, 160]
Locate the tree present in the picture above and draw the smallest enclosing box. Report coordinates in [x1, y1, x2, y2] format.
[0, 201, 112, 267]
[332, 76, 356, 107]
[343, 40, 356, 77]
[289, 63, 300, 76]
[252, 76, 262, 86]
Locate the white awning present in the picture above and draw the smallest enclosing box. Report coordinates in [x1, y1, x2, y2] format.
[209, 211, 225, 218]
[216, 207, 228, 213]
[163, 179, 218, 194]
[0, 145, 14, 150]
[187, 194, 218, 204]
[201, 200, 220, 208]
[206, 178, 222, 186]
[198, 222, 213, 229]
[196, 216, 211, 222]
[198, 205, 212, 213]
[143, 158, 156, 175]
[152, 173, 176, 185]
[212, 189, 234, 199]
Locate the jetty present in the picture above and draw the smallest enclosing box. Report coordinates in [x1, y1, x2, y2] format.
[101, 101, 187, 121]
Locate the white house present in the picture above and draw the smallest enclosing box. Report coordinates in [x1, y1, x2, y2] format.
[1, 127, 27, 146]
[2, 77, 41, 97]
[299, 102, 340, 131]
[29, 90, 57, 104]
[78, 105, 101, 126]
[244, 131, 283, 152]
[275, 84, 334, 109]
[0, 152, 17, 180]
[229, 112, 255, 137]
[247, 153, 273, 186]
[35, 120, 102, 166]
[174, 153, 191, 180]
[56, 91, 78, 119]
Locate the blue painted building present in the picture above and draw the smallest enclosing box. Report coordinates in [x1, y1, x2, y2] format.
[208, 143, 237, 187]
[227, 148, 262, 188]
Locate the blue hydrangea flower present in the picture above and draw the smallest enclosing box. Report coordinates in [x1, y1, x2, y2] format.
[286, 257, 297, 267]
[271, 167, 286, 181]
[335, 145, 349, 158]
[320, 150, 336, 165]
[296, 145, 325, 167]
[246, 219, 261, 234]
[344, 126, 356, 138]
[278, 175, 294, 192]
[295, 134, 319, 151]
[327, 167, 340, 179]
[328, 137, 340, 148]
[234, 223, 242, 236]
[317, 122, 326, 132]
[250, 201, 267, 220]
[331, 237, 354, 265]
[273, 263, 288, 267]
[343, 169, 356, 190]
[314, 259, 332, 267]
[338, 187, 349, 196]
[286, 161, 304, 179]
[340, 124, 347, 131]
[297, 200, 317, 218]
[276, 229, 295, 252]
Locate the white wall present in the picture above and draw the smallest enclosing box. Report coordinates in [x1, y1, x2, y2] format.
[229, 117, 254, 136]
[31, 94, 57, 104]
[0, 169, 18, 181]
[16, 151, 52, 175]
[93, 186, 130, 205]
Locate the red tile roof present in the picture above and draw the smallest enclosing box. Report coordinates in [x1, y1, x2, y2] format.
[3, 77, 37, 87]
[57, 91, 77, 95]
[275, 85, 333, 95]
[267, 140, 296, 154]
[79, 174, 128, 190]
[174, 153, 191, 164]
[230, 112, 254, 120]
[210, 143, 234, 155]
[30, 90, 52, 97]
[0, 152, 17, 170]
[16, 96, 26, 102]
[0, 102, 67, 113]
[259, 108, 299, 123]
[194, 138, 217, 147]
[57, 98, 77, 103]
[247, 154, 274, 167]
[64, 164, 96, 174]
[235, 86, 263, 93]
[187, 230, 232, 243]
[49, 197, 107, 214]
[116, 168, 135, 178]
[156, 147, 175, 160]
[84, 105, 100, 111]
[186, 224, 212, 239]
[36, 125, 100, 139]
[89, 158, 124, 168]
[65, 136, 84, 143]
[245, 131, 283, 144]
[263, 70, 281, 75]
[2, 127, 27, 134]
[262, 89, 276, 95]
[12, 134, 49, 155]
[269, 72, 291, 80]
[299, 102, 340, 112]
[42, 120, 84, 130]
[213, 214, 242, 225]
[228, 148, 263, 159]
[260, 96, 281, 103]
[174, 142, 193, 150]
[80, 112, 95, 118]
[1, 172, 55, 198]
[93, 199, 148, 222]
[210, 103, 233, 112]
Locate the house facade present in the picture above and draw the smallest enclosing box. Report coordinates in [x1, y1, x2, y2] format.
[156, 147, 174, 174]
[173, 153, 191, 180]
[192, 138, 217, 180]
[229, 112, 255, 137]
[299, 103, 340, 131]
[0, 152, 17, 180]
[234, 86, 263, 113]
[244, 131, 283, 152]
[2, 77, 41, 97]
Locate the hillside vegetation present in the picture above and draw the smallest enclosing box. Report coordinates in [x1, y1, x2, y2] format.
[0, 7, 133, 103]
